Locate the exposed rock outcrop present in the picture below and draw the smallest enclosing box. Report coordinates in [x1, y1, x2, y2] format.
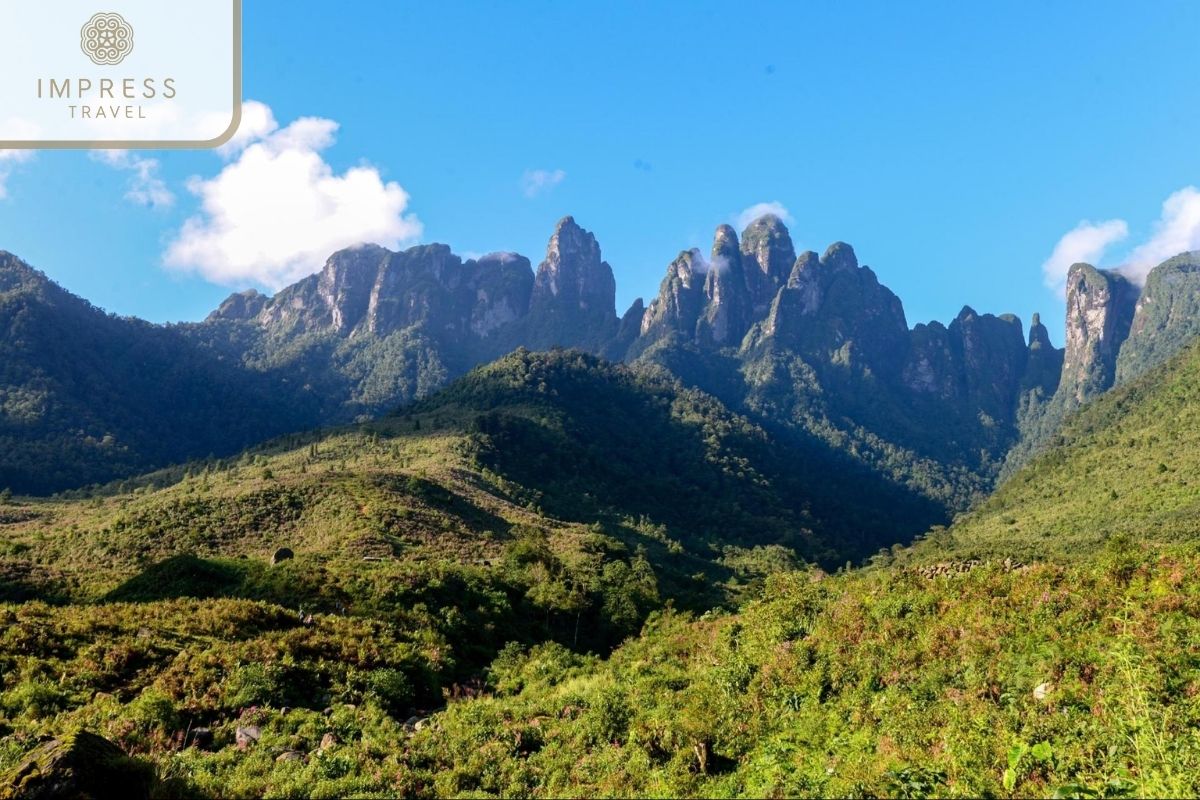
[1058, 263, 1138, 404]
[525, 216, 619, 349]
[1, 731, 156, 800]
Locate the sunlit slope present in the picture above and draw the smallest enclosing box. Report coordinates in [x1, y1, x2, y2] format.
[915, 340, 1200, 561]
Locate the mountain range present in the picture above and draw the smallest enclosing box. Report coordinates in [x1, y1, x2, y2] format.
[3, 215, 1200, 544]
[5, 272, 1200, 796]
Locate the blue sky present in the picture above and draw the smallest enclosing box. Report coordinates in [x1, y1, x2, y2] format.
[2, 1, 1199, 344]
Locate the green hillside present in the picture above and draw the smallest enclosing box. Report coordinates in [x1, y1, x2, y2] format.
[5, 347, 1200, 797]
[910, 339, 1200, 562]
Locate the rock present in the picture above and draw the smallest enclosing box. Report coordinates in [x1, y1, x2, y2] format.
[739, 213, 796, 310]
[526, 216, 619, 350]
[270, 547, 294, 565]
[0, 730, 156, 800]
[760, 241, 909, 379]
[697, 225, 751, 347]
[637, 249, 708, 348]
[319, 733, 338, 750]
[1033, 682, 1054, 702]
[1021, 312, 1064, 398]
[275, 751, 304, 763]
[1058, 263, 1138, 405]
[186, 727, 213, 750]
[206, 288, 268, 322]
[235, 725, 261, 750]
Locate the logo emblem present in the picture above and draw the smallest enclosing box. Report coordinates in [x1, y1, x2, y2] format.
[80, 12, 134, 66]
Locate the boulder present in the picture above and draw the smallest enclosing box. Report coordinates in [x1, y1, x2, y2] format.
[235, 725, 261, 750]
[0, 731, 155, 800]
[186, 727, 213, 750]
[271, 547, 294, 565]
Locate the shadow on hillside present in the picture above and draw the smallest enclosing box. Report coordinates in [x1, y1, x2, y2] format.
[103, 554, 250, 603]
[0, 560, 72, 604]
[468, 387, 947, 569]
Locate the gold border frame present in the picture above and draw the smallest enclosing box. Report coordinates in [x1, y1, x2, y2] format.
[0, 0, 242, 150]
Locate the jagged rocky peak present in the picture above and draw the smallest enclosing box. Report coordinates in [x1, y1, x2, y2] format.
[318, 243, 396, 334]
[756, 238, 908, 379]
[1028, 311, 1051, 348]
[699, 225, 751, 346]
[902, 320, 961, 399]
[458, 251, 534, 339]
[523, 216, 619, 350]
[1021, 310, 1064, 397]
[603, 297, 647, 360]
[531, 216, 616, 315]
[740, 214, 796, 305]
[207, 289, 268, 322]
[949, 306, 1029, 417]
[250, 242, 534, 342]
[787, 250, 821, 286]
[822, 241, 859, 272]
[1059, 262, 1138, 403]
[639, 249, 708, 340]
[711, 224, 741, 262]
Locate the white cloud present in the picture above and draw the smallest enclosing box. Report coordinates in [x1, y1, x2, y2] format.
[0, 149, 34, 200]
[164, 102, 422, 289]
[216, 100, 278, 158]
[1041, 219, 1128, 297]
[735, 201, 793, 231]
[1123, 186, 1200, 282]
[520, 168, 565, 198]
[91, 150, 174, 209]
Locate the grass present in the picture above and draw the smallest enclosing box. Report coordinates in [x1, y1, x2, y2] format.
[903, 339, 1200, 563]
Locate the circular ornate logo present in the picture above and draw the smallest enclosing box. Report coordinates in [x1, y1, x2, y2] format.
[80, 12, 134, 66]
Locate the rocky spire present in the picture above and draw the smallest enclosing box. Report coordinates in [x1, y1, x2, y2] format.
[697, 225, 751, 346]
[822, 241, 858, 273]
[1058, 263, 1138, 404]
[530, 216, 616, 316]
[526, 216, 619, 349]
[740, 214, 796, 310]
[1020, 311, 1064, 397]
[639, 249, 708, 342]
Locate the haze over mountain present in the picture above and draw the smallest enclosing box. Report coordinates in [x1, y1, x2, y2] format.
[3, 215, 1199, 538]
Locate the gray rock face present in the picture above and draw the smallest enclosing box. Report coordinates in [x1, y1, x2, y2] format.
[901, 308, 1039, 422]
[638, 248, 709, 344]
[949, 308, 1029, 421]
[1021, 312, 1064, 397]
[603, 298, 646, 361]
[740, 214, 796, 311]
[1058, 263, 1138, 404]
[207, 289, 268, 322]
[531, 216, 615, 314]
[464, 253, 534, 339]
[758, 242, 908, 379]
[698, 225, 751, 346]
[525, 216, 619, 349]
[229, 244, 533, 349]
[902, 321, 961, 399]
